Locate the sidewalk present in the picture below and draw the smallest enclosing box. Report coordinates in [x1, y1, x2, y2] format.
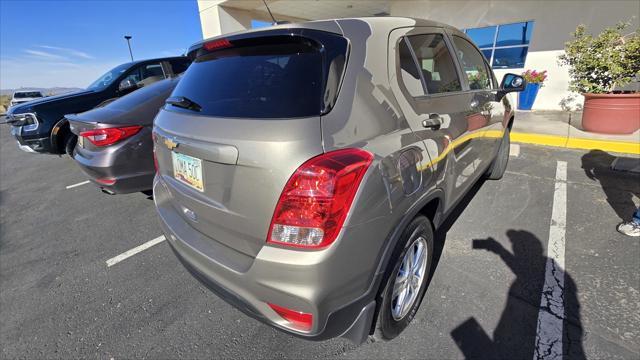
[512, 110, 640, 155]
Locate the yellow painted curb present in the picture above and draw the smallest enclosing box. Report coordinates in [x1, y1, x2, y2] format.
[511, 132, 640, 155]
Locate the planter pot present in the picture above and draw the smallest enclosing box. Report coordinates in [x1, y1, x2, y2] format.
[518, 83, 540, 110]
[582, 93, 640, 134]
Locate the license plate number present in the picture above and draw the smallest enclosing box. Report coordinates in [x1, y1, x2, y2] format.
[172, 152, 204, 192]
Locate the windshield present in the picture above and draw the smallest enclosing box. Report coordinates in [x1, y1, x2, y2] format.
[14, 91, 42, 98]
[86, 63, 131, 91]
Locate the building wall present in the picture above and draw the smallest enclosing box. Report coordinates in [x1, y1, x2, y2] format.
[197, 0, 305, 39]
[390, 0, 639, 110]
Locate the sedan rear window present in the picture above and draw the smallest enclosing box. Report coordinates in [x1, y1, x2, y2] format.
[170, 33, 347, 119]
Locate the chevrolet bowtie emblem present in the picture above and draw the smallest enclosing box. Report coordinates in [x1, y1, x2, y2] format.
[164, 138, 178, 150]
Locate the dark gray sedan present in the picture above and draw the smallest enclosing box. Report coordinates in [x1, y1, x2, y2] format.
[68, 76, 180, 194]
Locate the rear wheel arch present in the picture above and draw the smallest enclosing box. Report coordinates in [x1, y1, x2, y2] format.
[418, 197, 443, 229]
[368, 189, 445, 334]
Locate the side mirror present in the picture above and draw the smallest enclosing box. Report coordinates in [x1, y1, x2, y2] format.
[118, 78, 138, 92]
[500, 73, 526, 93]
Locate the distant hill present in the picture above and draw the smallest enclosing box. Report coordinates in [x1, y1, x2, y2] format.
[0, 87, 83, 96]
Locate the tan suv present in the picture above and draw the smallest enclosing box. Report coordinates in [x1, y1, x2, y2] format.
[152, 17, 525, 344]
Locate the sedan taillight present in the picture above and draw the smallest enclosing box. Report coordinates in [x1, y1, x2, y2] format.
[267, 148, 373, 249]
[79, 126, 142, 147]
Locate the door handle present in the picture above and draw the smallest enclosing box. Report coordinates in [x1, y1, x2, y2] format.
[422, 113, 443, 130]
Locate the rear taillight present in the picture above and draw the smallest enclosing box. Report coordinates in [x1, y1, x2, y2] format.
[268, 303, 312, 332]
[79, 126, 142, 147]
[267, 148, 373, 249]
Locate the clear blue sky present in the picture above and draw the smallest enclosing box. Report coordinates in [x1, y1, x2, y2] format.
[0, 0, 202, 89]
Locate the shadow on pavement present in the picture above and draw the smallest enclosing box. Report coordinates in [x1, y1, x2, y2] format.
[581, 149, 640, 222]
[450, 230, 585, 359]
[431, 179, 486, 278]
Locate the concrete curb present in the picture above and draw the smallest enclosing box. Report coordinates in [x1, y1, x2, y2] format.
[512, 132, 640, 155]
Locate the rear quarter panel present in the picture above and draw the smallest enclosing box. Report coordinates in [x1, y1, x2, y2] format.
[319, 19, 440, 307]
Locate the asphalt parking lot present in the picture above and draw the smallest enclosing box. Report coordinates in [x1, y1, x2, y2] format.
[1, 121, 639, 359]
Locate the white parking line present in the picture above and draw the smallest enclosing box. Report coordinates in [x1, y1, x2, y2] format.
[533, 161, 567, 359]
[106, 235, 166, 267]
[510, 144, 520, 157]
[65, 180, 90, 189]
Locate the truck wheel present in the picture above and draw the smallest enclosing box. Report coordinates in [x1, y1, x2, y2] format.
[485, 127, 510, 180]
[373, 215, 434, 341]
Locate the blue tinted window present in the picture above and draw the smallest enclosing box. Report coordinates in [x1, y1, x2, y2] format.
[464, 21, 534, 69]
[481, 49, 492, 61]
[492, 47, 529, 68]
[465, 26, 496, 48]
[251, 20, 271, 29]
[495, 21, 534, 47]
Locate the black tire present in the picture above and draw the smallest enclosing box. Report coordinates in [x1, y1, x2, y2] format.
[373, 215, 434, 341]
[485, 127, 510, 180]
[64, 134, 77, 157]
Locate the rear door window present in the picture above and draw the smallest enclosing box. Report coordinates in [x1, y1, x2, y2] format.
[141, 63, 165, 79]
[171, 34, 346, 119]
[122, 62, 165, 85]
[405, 34, 462, 95]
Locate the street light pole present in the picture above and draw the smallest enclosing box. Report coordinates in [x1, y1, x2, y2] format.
[124, 35, 133, 61]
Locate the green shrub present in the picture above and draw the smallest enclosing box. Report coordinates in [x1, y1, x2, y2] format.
[558, 22, 640, 94]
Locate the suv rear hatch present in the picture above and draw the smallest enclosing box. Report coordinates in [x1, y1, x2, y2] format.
[154, 28, 349, 258]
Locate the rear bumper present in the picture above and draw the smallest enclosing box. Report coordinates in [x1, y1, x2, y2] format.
[72, 130, 154, 194]
[153, 176, 379, 342]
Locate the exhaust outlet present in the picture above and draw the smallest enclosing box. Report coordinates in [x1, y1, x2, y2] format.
[101, 188, 116, 195]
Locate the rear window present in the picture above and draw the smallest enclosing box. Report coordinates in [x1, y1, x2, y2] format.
[170, 33, 347, 118]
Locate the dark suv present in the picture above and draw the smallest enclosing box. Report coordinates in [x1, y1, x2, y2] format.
[7, 57, 191, 155]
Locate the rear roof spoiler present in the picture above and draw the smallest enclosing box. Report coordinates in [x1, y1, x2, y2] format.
[186, 21, 344, 59]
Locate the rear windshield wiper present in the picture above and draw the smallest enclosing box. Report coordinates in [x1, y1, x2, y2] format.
[166, 96, 202, 112]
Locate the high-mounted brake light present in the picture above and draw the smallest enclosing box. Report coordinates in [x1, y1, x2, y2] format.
[267, 148, 374, 249]
[268, 303, 313, 332]
[79, 126, 142, 147]
[203, 38, 232, 51]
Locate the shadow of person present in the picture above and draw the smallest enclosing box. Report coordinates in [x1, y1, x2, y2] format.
[581, 149, 640, 222]
[451, 230, 585, 359]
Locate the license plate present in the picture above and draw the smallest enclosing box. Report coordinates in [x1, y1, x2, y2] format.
[172, 152, 204, 192]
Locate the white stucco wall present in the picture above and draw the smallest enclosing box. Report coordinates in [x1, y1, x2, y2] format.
[390, 0, 640, 110]
[197, 0, 305, 39]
